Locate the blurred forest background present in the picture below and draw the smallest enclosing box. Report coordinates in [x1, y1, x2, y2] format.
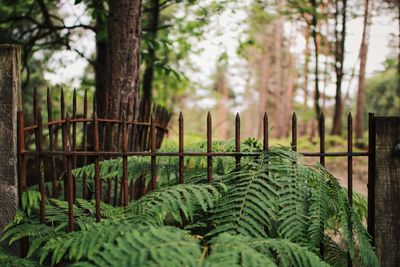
[1, 0, 399, 193]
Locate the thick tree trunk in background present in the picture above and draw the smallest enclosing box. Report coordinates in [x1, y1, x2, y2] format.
[355, 0, 372, 143]
[94, 0, 109, 119]
[107, 0, 142, 120]
[332, 0, 347, 135]
[142, 0, 160, 104]
[310, 0, 321, 127]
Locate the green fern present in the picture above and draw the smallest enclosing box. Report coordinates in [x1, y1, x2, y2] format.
[204, 233, 329, 267]
[74, 226, 201, 267]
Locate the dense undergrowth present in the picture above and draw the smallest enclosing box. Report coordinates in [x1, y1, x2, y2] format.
[1, 139, 378, 266]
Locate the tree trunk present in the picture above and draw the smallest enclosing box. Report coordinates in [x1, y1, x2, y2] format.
[215, 65, 229, 140]
[301, 28, 310, 135]
[142, 0, 160, 105]
[273, 1, 284, 138]
[332, 0, 347, 135]
[94, 0, 108, 119]
[257, 47, 270, 139]
[310, 0, 321, 126]
[107, 0, 142, 120]
[355, 0, 372, 142]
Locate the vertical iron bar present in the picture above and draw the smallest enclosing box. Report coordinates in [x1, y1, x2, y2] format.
[93, 111, 101, 222]
[367, 113, 376, 244]
[17, 111, 26, 199]
[35, 111, 45, 224]
[291, 112, 297, 151]
[319, 112, 325, 258]
[347, 113, 353, 267]
[82, 90, 88, 199]
[263, 112, 269, 151]
[235, 113, 241, 168]
[151, 113, 157, 190]
[64, 114, 74, 232]
[47, 87, 57, 197]
[61, 88, 67, 199]
[319, 112, 325, 166]
[17, 111, 28, 257]
[72, 89, 77, 202]
[178, 112, 184, 184]
[207, 112, 212, 182]
[122, 111, 129, 207]
[33, 87, 38, 123]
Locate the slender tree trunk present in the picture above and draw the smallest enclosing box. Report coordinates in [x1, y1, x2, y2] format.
[310, 0, 321, 126]
[355, 0, 372, 142]
[142, 0, 160, 104]
[332, 0, 347, 135]
[273, 7, 284, 138]
[107, 0, 142, 120]
[257, 48, 270, 139]
[322, 21, 330, 111]
[215, 65, 229, 140]
[301, 28, 310, 135]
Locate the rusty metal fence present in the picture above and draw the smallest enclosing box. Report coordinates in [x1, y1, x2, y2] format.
[16, 88, 376, 264]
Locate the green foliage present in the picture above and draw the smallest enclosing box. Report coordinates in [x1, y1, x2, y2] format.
[365, 67, 400, 117]
[2, 144, 378, 266]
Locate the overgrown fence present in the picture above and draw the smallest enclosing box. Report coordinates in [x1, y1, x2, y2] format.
[1, 44, 400, 266]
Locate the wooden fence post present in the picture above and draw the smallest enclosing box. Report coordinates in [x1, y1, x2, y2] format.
[0, 44, 22, 254]
[373, 116, 400, 266]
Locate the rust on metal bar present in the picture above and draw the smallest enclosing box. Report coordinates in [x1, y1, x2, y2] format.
[235, 113, 241, 168]
[263, 112, 268, 151]
[47, 87, 58, 197]
[151, 113, 157, 190]
[367, 113, 376, 243]
[21, 150, 369, 158]
[347, 113, 353, 267]
[64, 114, 74, 231]
[82, 90, 88, 199]
[72, 89, 77, 201]
[291, 112, 297, 152]
[34, 110, 45, 224]
[319, 112, 325, 167]
[93, 111, 101, 222]
[207, 112, 212, 182]
[122, 111, 129, 206]
[178, 112, 184, 184]
[319, 112, 325, 258]
[23, 118, 169, 133]
[33, 87, 38, 123]
[17, 111, 26, 198]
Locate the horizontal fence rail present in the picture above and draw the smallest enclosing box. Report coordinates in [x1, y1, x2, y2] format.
[16, 88, 375, 265]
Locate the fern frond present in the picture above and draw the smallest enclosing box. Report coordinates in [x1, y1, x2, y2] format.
[126, 183, 226, 225]
[204, 233, 329, 267]
[81, 226, 201, 267]
[210, 152, 280, 238]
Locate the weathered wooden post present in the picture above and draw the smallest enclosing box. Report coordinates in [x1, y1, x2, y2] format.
[372, 115, 400, 266]
[0, 44, 22, 254]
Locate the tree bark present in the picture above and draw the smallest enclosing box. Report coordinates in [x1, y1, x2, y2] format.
[301, 28, 310, 135]
[94, 0, 109, 119]
[310, 0, 321, 126]
[332, 0, 347, 135]
[355, 0, 372, 142]
[107, 0, 142, 120]
[273, 6, 285, 138]
[142, 0, 160, 105]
